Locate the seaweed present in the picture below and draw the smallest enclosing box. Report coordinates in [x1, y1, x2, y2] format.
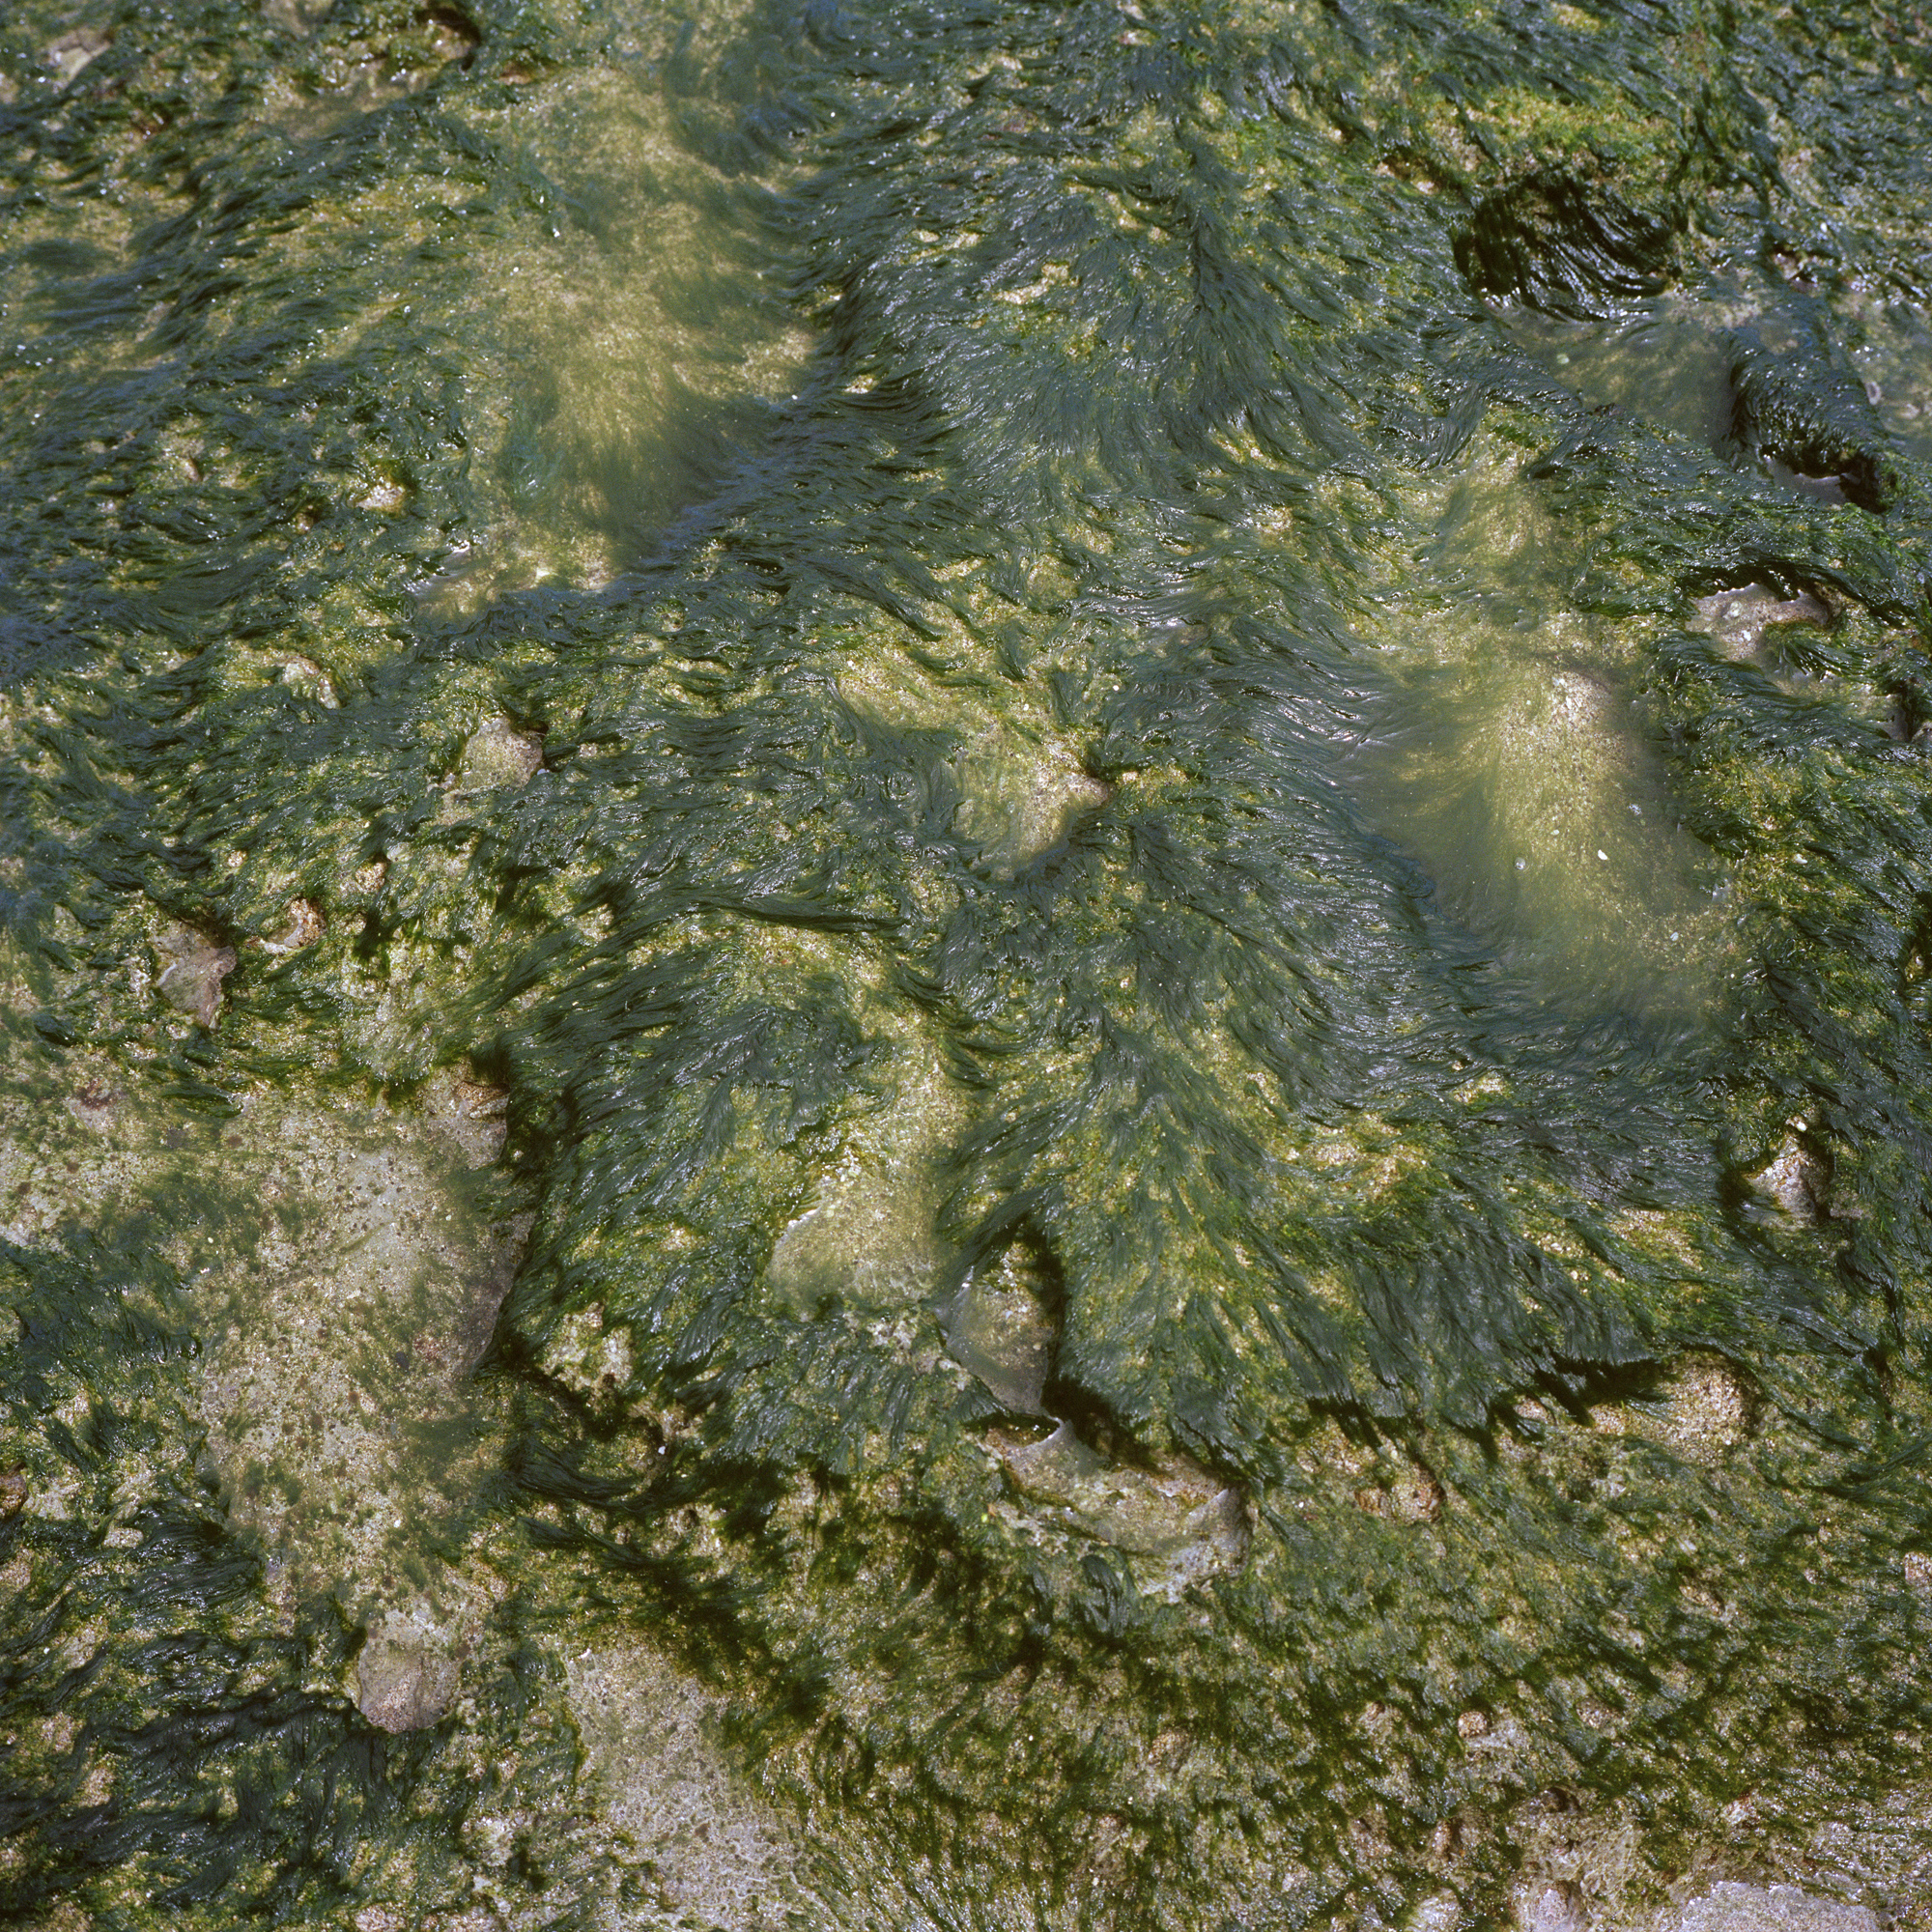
[4, 0, 1932, 1923]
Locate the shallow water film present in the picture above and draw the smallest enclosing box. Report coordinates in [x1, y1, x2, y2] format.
[6, 0, 1932, 1925]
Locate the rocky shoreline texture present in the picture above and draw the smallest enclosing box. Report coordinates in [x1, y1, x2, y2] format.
[5, 0, 1932, 1925]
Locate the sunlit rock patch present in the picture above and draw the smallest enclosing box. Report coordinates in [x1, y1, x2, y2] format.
[564, 1640, 805, 1926]
[1691, 583, 1834, 661]
[987, 1422, 1252, 1601]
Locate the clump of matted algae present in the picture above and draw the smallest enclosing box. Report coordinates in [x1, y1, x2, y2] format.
[6, 0, 1932, 1925]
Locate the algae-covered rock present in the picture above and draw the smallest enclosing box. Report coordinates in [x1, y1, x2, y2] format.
[6, 0, 1932, 1924]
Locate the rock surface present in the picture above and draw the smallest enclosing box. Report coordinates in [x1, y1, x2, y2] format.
[3, 0, 1932, 1925]
[1666, 1885, 1882, 1932]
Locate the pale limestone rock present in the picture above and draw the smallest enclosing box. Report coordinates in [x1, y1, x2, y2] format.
[566, 1642, 801, 1928]
[44, 29, 110, 82]
[458, 717, 543, 790]
[990, 1423, 1250, 1600]
[1663, 1883, 1880, 1932]
[1690, 585, 1832, 659]
[356, 1622, 460, 1733]
[154, 926, 238, 1026]
[1520, 1881, 1589, 1931]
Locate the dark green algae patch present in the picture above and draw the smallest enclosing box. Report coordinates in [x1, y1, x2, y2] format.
[7, 0, 1932, 1924]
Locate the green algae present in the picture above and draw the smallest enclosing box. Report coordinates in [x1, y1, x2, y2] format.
[6, 0, 1932, 1925]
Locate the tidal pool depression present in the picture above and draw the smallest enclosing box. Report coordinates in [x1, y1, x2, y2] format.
[5, 1, 1932, 1926]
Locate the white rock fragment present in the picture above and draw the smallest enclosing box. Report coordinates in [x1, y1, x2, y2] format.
[947, 1246, 1057, 1413]
[356, 1619, 460, 1733]
[991, 1423, 1251, 1600]
[1519, 1882, 1588, 1931]
[279, 655, 339, 708]
[44, 29, 110, 82]
[153, 925, 239, 1026]
[1748, 1135, 1824, 1220]
[458, 716, 544, 789]
[948, 731, 1112, 874]
[261, 897, 325, 953]
[1663, 1882, 1880, 1932]
[1690, 584, 1831, 660]
[541, 1304, 635, 1401]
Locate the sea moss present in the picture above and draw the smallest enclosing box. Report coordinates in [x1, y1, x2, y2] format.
[5, 0, 1932, 1924]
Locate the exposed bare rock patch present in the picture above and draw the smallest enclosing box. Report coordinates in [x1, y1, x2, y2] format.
[945, 1240, 1057, 1413]
[189, 1097, 529, 1624]
[1690, 585, 1832, 659]
[565, 1641, 802, 1928]
[539, 1303, 639, 1408]
[1747, 1135, 1827, 1220]
[65, 1080, 121, 1133]
[357, 1618, 462, 1733]
[153, 926, 238, 1027]
[1656, 1354, 1757, 1455]
[1301, 1419, 1446, 1522]
[1596, 1352, 1758, 1462]
[355, 478, 409, 514]
[1520, 1881, 1589, 1931]
[1665, 1883, 1880, 1932]
[422, 1066, 512, 1169]
[278, 655, 339, 707]
[1353, 1460, 1446, 1523]
[990, 1423, 1251, 1599]
[948, 730, 1113, 874]
[44, 29, 111, 83]
[261, 897, 325, 954]
[458, 716, 544, 790]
